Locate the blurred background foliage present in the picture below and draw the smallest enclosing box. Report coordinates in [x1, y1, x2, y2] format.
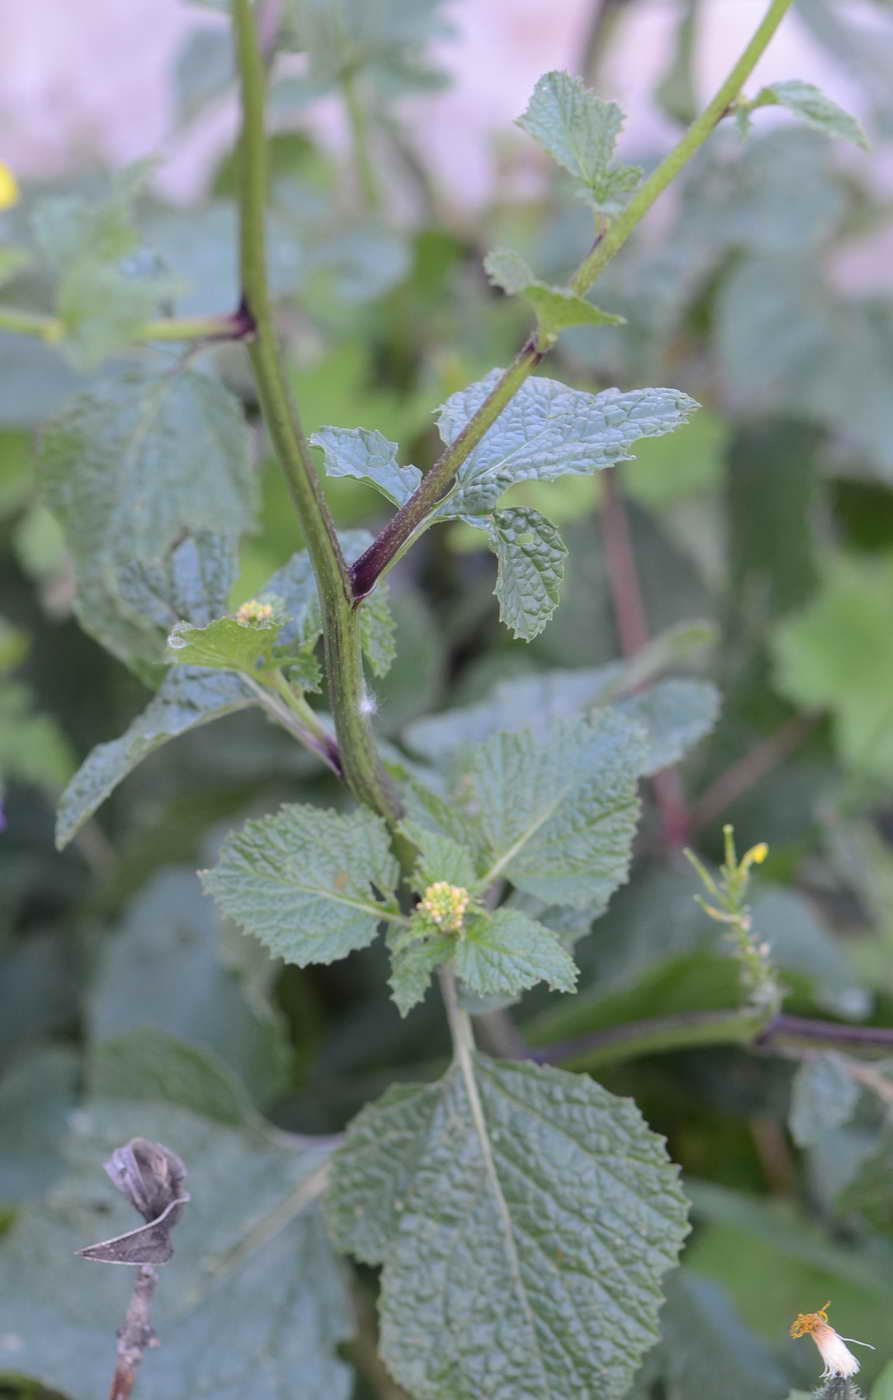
[3, 1, 893, 1397]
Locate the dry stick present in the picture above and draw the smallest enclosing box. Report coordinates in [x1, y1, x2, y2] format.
[599, 468, 691, 847]
[691, 712, 819, 832]
[108, 1266, 159, 1400]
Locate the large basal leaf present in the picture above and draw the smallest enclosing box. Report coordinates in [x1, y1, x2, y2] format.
[486, 506, 567, 641]
[0, 1099, 353, 1400]
[789, 1053, 861, 1149]
[618, 677, 719, 776]
[457, 709, 645, 909]
[40, 361, 256, 580]
[516, 70, 642, 211]
[0, 1047, 80, 1205]
[310, 425, 421, 507]
[56, 666, 253, 848]
[434, 368, 698, 516]
[327, 1053, 689, 1400]
[202, 803, 399, 964]
[90, 868, 289, 1106]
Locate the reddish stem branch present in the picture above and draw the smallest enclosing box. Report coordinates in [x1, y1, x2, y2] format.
[599, 468, 691, 847]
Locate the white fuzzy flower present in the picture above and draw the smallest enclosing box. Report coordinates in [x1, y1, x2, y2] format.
[789, 1301, 874, 1380]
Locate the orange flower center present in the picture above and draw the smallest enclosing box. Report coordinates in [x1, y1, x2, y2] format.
[789, 1302, 831, 1339]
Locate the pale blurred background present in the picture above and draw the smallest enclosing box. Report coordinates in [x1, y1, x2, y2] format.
[0, 0, 882, 215]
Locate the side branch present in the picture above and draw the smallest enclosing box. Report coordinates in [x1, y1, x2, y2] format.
[349, 0, 795, 599]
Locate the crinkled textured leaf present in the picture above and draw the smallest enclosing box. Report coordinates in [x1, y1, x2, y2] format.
[41, 364, 255, 561]
[618, 677, 719, 776]
[751, 80, 868, 150]
[484, 248, 623, 338]
[358, 583, 397, 677]
[790, 1053, 860, 1148]
[486, 506, 567, 641]
[517, 70, 642, 211]
[401, 819, 479, 888]
[455, 909, 577, 998]
[280, 0, 452, 93]
[460, 710, 645, 908]
[31, 163, 179, 366]
[405, 661, 623, 761]
[56, 666, 252, 848]
[435, 368, 698, 515]
[772, 555, 893, 779]
[311, 425, 421, 507]
[388, 931, 455, 1016]
[328, 1054, 688, 1400]
[167, 616, 281, 674]
[0, 1099, 352, 1400]
[90, 869, 289, 1105]
[202, 803, 398, 964]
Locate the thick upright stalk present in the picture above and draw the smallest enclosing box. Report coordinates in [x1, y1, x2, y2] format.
[350, 0, 795, 598]
[232, 0, 396, 821]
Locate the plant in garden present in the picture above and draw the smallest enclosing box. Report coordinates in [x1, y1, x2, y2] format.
[3, 0, 893, 1397]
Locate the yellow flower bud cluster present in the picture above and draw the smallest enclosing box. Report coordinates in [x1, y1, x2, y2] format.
[418, 881, 470, 934]
[235, 599, 275, 626]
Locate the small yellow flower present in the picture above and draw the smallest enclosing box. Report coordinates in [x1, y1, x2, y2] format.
[790, 1301, 874, 1379]
[235, 599, 274, 626]
[0, 163, 19, 210]
[741, 841, 769, 871]
[418, 881, 470, 933]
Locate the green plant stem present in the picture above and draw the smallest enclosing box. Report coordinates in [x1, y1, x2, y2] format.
[342, 69, 380, 212]
[232, 0, 396, 822]
[349, 0, 795, 599]
[0, 306, 251, 345]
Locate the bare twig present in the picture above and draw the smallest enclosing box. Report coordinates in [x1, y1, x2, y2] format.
[109, 1266, 160, 1400]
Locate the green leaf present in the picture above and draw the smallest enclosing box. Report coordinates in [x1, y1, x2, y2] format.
[750, 80, 868, 150]
[167, 615, 281, 675]
[646, 1268, 791, 1400]
[310, 425, 421, 507]
[871, 1361, 893, 1399]
[0, 244, 31, 289]
[90, 1029, 258, 1127]
[772, 554, 893, 778]
[435, 369, 698, 516]
[485, 505, 567, 641]
[358, 583, 397, 677]
[460, 709, 644, 908]
[401, 819, 479, 888]
[42, 364, 255, 561]
[327, 1054, 689, 1400]
[202, 803, 399, 965]
[32, 163, 180, 366]
[619, 677, 719, 776]
[0, 681, 74, 792]
[789, 1053, 860, 1148]
[90, 868, 289, 1106]
[56, 666, 253, 848]
[455, 908, 577, 998]
[517, 70, 642, 211]
[40, 366, 255, 666]
[0, 1048, 80, 1205]
[484, 248, 623, 341]
[388, 930, 455, 1016]
[0, 1099, 353, 1400]
[837, 1125, 893, 1236]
